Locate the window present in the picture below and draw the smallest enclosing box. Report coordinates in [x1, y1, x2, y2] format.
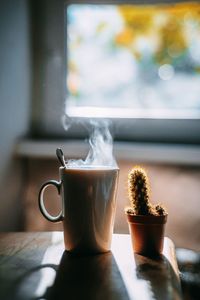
[31, 0, 200, 143]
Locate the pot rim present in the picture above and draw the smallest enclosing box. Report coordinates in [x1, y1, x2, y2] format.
[125, 212, 168, 224]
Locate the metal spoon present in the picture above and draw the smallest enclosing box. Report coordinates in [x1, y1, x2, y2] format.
[56, 148, 66, 167]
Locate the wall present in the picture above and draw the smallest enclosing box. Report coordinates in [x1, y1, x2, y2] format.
[0, 0, 31, 230]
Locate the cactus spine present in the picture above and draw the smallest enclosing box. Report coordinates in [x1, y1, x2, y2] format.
[126, 166, 166, 216]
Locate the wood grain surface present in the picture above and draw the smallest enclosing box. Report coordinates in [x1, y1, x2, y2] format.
[0, 233, 182, 300]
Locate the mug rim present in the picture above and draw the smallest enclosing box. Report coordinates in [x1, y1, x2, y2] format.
[59, 166, 119, 171]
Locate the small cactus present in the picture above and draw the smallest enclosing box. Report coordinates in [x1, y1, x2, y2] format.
[125, 166, 166, 216]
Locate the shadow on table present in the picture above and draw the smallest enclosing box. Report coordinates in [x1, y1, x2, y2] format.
[0, 232, 55, 300]
[38, 251, 130, 300]
[134, 253, 182, 300]
[1, 249, 130, 300]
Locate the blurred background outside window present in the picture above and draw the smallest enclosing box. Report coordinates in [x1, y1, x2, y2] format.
[67, 3, 200, 119]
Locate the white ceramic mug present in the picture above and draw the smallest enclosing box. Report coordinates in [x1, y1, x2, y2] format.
[38, 166, 119, 254]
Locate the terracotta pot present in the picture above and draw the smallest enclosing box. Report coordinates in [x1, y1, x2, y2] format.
[126, 213, 168, 256]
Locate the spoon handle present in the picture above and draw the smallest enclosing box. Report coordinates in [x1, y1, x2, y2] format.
[56, 148, 66, 167]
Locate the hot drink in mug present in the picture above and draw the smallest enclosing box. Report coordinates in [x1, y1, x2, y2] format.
[38, 165, 119, 254]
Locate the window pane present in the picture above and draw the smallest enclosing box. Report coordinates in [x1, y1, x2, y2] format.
[66, 3, 200, 118]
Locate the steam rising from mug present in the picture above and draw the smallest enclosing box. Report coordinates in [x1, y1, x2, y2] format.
[62, 117, 117, 168]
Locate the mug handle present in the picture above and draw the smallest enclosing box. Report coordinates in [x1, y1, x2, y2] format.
[38, 180, 64, 222]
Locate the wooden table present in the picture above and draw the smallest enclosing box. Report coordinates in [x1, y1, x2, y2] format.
[0, 232, 182, 300]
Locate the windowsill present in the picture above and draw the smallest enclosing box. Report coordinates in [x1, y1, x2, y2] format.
[15, 139, 200, 165]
